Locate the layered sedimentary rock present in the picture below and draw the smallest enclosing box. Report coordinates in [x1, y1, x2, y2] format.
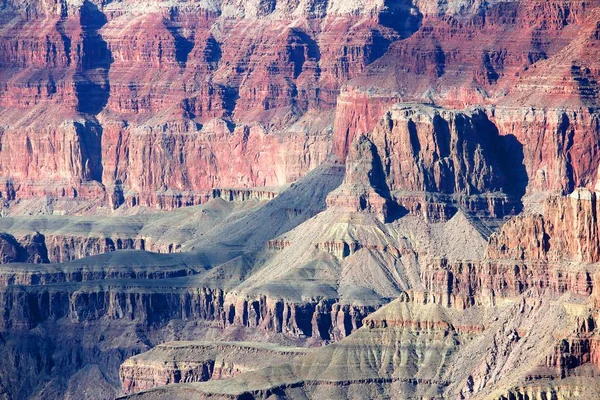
[119, 341, 307, 394]
[2, 0, 600, 399]
[416, 189, 600, 310]
[2, 0, 597, 211]
[333, 104, 528, 222]
[119, 290, 600, 399]
[0, 268, 378, 342]
[0, 275, 376, 398]
[0, 0, 422, 209]
[3, 174, 600, 399]
[333, 0, 600, 201]
[488, 188, 600, 263]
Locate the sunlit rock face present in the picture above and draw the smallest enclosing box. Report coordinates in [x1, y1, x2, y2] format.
[0, 0, 423, 210]
[1, 0, 600, 400]
[4, 0, 597, 213]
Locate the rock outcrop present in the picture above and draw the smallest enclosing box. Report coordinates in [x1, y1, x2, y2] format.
[349, 104, 527, 221]
[119, 341, 308, 395]
[2, 1, 600, 400]
[488, 188, 600, 263]
[0, 276, 377, 342]
[0, 0, 422, 209]
[118, 291, 600, 400]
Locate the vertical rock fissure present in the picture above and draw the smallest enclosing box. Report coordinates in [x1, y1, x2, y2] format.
[165, 23, 194, 67]
[74, 0, 112, 184]
[55, 0, 71, 67]
[75, 0, 111, 114]
[378, 0, 423, 39]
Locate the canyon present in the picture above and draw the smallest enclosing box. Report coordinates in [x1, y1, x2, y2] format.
[1, 0, 600, 399]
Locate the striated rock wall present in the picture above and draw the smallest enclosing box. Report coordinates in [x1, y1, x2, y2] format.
[223, 294, 375, 341]
[119, 341, 308, 395]
[414, 190, 600, 310]
[0, 0, 420, 209]
[2, 1, 600, 399]
[42, 234, 178, 262]
[4, 179, 600, 398]
[334, 96, 600, 201]
[1, 0, 599, 213]
[331, 0, 600, 204]
[0, 231, 180, 264]
[487, 188, 600, 263]
[116, 288, 600, 400]
[0, 281, 374, 342]
[420, 259, 595, 310]
[332, 103, 527, 221]
[489, 108, 600, 195]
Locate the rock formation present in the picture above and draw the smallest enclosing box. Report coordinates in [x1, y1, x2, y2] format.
[119, 341, 308, 394]
[0, 0, 422, 209]
[1, 0, 600, 399]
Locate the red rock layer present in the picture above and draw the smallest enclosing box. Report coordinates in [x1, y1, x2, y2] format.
[488, 189, 600, 263]
[331, 104, 527, 221]
[0, 0, 420, 209]
[421, 259, 595, 310]
[409, 189, 600, 311]
[332, 0, 600, 197]
[1, 0, 600, 212]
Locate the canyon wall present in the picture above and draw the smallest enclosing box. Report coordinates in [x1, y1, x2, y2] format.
[1, 0, 600, 399]
[1, 0, 598, 212]
[333, 0, 600, 198]
[119, 341, 308, 395]
[0, 280, 375, 342]
[0, 0, 423, 209]
[0, 274, 376, 398]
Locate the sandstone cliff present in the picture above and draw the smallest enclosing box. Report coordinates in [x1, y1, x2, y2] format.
[1, 0, 598, 213]
[0, 0, 423, 209]
[1, 1, 600, 400]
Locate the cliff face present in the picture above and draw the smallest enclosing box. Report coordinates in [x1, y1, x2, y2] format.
[333, 0, 600, 196]
[0, 0, 422, 209]
[488, 188, 600, 264]
[0, 232, 157, 264]
[0, 279, 375, 342]
[2, 0, 600, 399]
[119, 341, 308, 395]
[0, 279, 376, 398]
[2, 0, 597, 211]
[372, 105, 527, 220]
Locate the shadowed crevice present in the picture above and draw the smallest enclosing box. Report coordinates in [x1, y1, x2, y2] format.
[55, 0, 71, 66]
[365, 1, 423, 68]
[74, 120, 104, 183]
[204, 36, 222, 65]
[378, 1, 423, 39]
[288, 29, 321, 80]
[222, 85, 240, 118]
[557, 112, 576, 194]
[165, 24, 194, 67]
[73, 1, 112, 184]
[75, 0, 111, 115]
[472, 111, 528, 215]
